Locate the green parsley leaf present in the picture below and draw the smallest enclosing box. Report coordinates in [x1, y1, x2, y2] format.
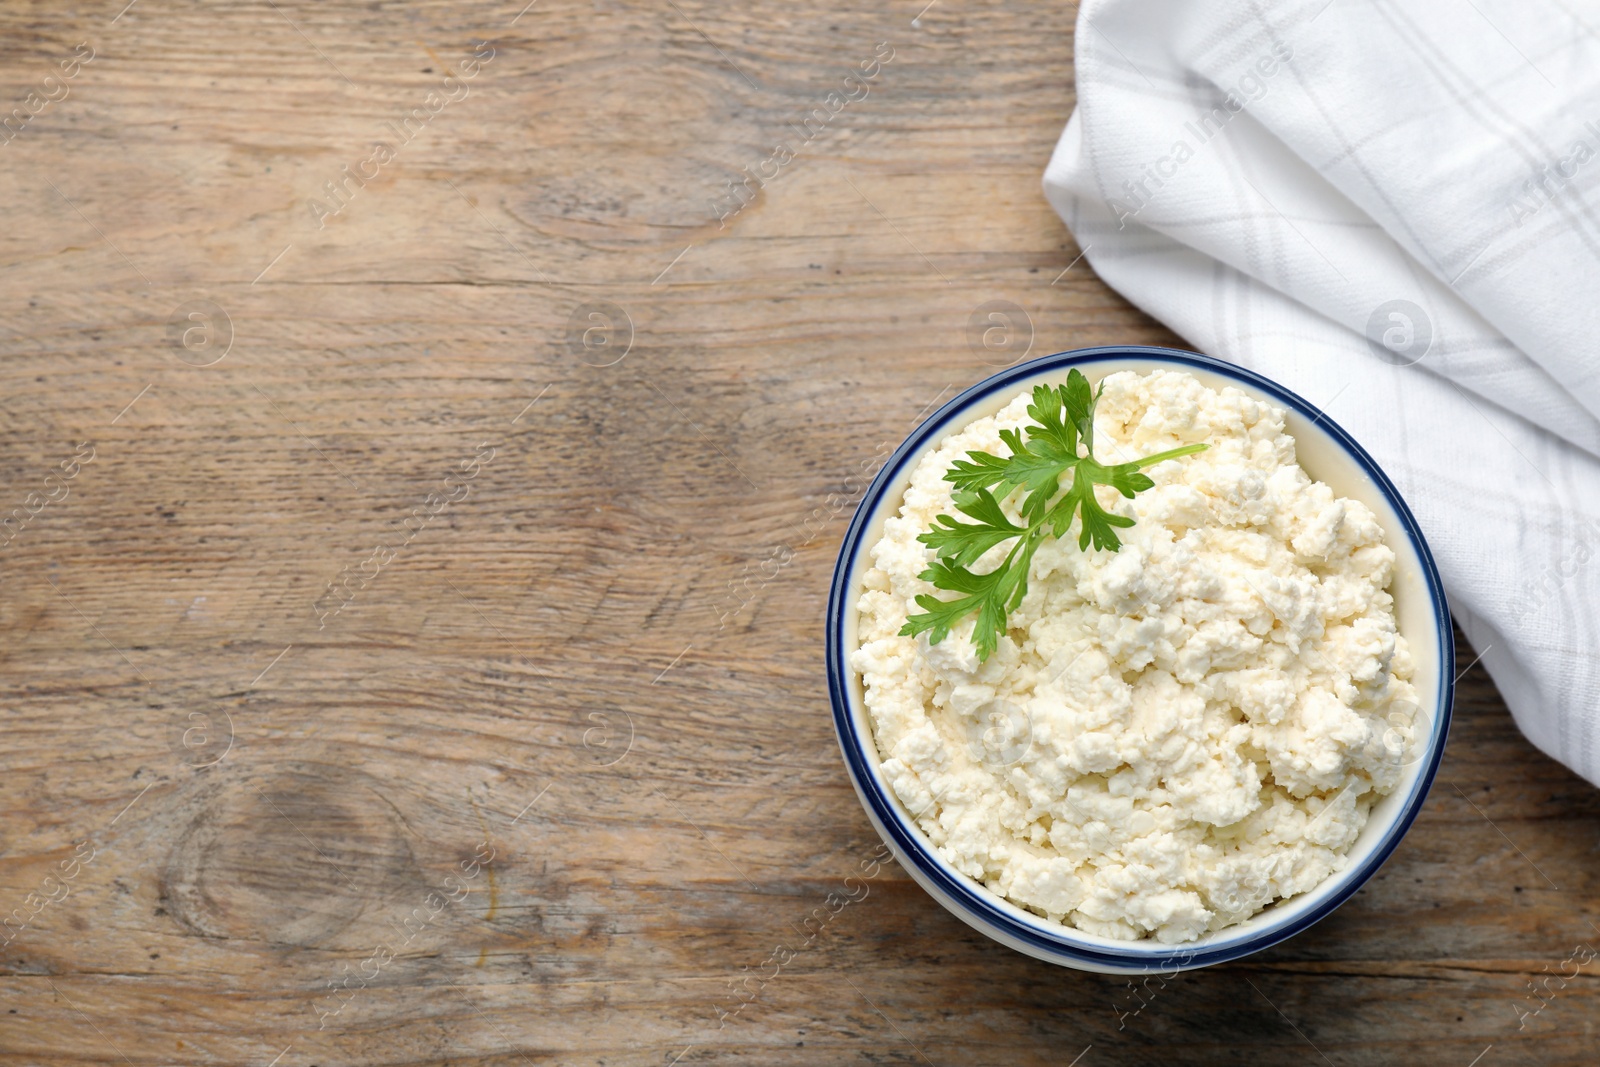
[898, 533, 1043, 662]
[919, 488, 1026, 568]
[898, 369, 1209, 660]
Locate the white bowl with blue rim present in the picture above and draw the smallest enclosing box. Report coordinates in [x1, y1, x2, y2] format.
[826, 346, 1453, 974]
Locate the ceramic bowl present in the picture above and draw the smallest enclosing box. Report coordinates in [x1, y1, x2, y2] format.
[826, 345, 1454, 973]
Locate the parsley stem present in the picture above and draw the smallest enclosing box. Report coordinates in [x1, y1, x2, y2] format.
[1133, 442, 1210, 468]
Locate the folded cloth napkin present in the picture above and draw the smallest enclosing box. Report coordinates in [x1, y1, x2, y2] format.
[1043, 0, 1600, 785]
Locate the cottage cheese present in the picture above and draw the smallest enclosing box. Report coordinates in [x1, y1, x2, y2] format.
[852, 369, 1418, 943]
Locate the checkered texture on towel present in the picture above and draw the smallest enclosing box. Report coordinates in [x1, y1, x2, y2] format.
[1043, 0, 1600, 785]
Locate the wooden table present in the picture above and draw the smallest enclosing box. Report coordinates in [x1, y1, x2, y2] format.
[1, 2, 1595, 1064]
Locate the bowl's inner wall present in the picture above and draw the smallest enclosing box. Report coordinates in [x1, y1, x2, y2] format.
[839, 355, 1448, 956]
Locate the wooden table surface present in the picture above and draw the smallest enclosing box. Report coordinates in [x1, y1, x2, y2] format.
[1, 2, 1596, 1064]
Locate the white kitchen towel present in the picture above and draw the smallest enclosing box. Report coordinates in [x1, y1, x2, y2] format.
[1043, 0, 1600, 785]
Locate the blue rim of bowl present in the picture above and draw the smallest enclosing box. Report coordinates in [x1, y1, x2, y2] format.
[826, 345, 1455, 970]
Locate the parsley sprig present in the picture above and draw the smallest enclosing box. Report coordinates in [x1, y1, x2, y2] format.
[899, 370, 1207, 661]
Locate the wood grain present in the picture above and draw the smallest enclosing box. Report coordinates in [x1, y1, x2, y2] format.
[0, 1, 1596, 1064]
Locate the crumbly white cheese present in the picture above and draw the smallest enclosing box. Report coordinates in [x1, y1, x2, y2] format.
[852, 369, 1418, 943]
